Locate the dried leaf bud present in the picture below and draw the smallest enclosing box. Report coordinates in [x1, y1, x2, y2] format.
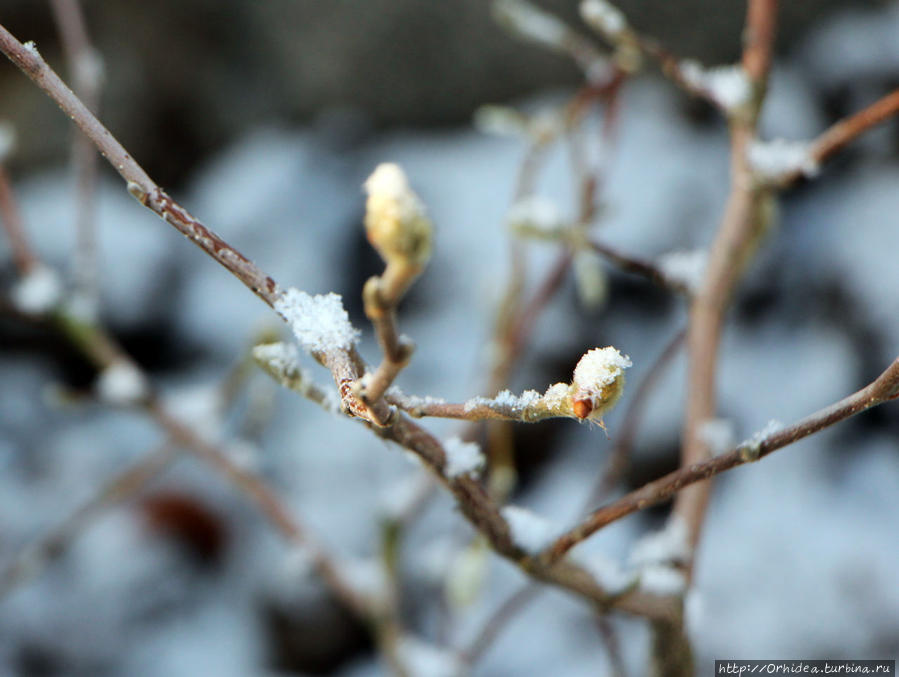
[571, 347, 631, 420]
[364, 163, 432, 269]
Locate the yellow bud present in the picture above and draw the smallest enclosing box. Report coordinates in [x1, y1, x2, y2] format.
[364, 163, 432, 269]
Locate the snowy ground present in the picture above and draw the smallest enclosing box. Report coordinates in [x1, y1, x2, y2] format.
[1, 4, 898, 676]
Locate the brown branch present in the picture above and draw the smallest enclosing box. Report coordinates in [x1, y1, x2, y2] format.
[0, 23, 282, 308]
[589, 239, 690, 296]
[675, 0, 777, 561]
[0, 164, 36, 274]
[50, 0, 103, 319]
[0, 15, 683, 625]
[0, 444, 177, 598]
[545, 354, 899, 562]
[773, 88, 899, 186]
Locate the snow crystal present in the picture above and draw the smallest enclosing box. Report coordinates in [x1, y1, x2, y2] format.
[697, 417, 736, 456]
[572, 347, 632, 392]
[10, 265, 62, 314]
[506, 195, 566, 237]
[493, 0, 568, 49]
[443, 436, 485, 479]
[580, 0, 627, 38]
[274, 288, 360, 354]
[680, 60, 753, 111]
[23, 41, 39, 56]
[502, 505, 563, 554]
[657, 248, 707, 294]
[542, 382, 571, 409]
[630, 516, 690, 568]
[96, 361, 149, 405]
[747, 137, 820, 181]
[463, 388, 541, 414]
[396, 635, 465, 677]
[0, 121, 15, 162]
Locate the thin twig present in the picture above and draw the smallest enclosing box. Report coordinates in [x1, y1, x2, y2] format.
[0, 444, 178, 598]
[0, 24, 282, 308]
[588, 239, 690, 296]
[462, 584, 541, 665]
[584, 327, 686, 508]
[675, 0, 777, 561]
[0, 19, 686, 623]
[0, 164, 36, 274]
[544, 353, 899, 562]
[50, 0, 103, 319]
[773, 88, 899, 186]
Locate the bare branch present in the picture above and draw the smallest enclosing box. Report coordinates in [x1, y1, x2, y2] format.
[675, 0, 778, 560]
[0, 163, 36, 274]
[0, 444, 177, 598]
[50, 0, 104, 319]
[0, 23, 282, 308]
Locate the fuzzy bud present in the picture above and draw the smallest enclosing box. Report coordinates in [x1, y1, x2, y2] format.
[570, 347, 631, 420]
[364, 163, 432, 270]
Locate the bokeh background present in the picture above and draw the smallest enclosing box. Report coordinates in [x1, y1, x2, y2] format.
[1, 1, 898, 675]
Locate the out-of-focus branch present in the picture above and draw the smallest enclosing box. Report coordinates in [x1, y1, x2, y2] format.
[585, 327, 686, 507]
[544, 353, 899, 562]
[50, 0, 103, 319]
[675, 0, 778, 566]
[0, 162, 36, 275]
[461, 584, 541, 665]
[0, 444, 177, 598]
[589, 239, 691, 296]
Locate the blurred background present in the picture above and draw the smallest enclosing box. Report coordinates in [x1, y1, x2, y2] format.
[1, 1, 898, 675]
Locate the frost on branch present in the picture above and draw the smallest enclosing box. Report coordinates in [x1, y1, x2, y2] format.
[506, 195, 566, 239]
[747, 137, 820, 183]
[10, 265, 62, 314]
[680, 60, 753, 112]
[580, 0, 628, 41]
[274, 288, 360, 355]
[96, 361, 149, 405]
[459, 346, 631, 424]
[442, 437, 485, 479]
[628, 516, 690, 596]
[501, 505, 564, 555]
[657, 248, 707, 295]
[492, 0, 568, 51]
[739, 419, 783, 461]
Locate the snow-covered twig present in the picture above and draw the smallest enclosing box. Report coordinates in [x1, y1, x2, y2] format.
[544, 353, 899, 562]
[493, 0, 614, 85]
